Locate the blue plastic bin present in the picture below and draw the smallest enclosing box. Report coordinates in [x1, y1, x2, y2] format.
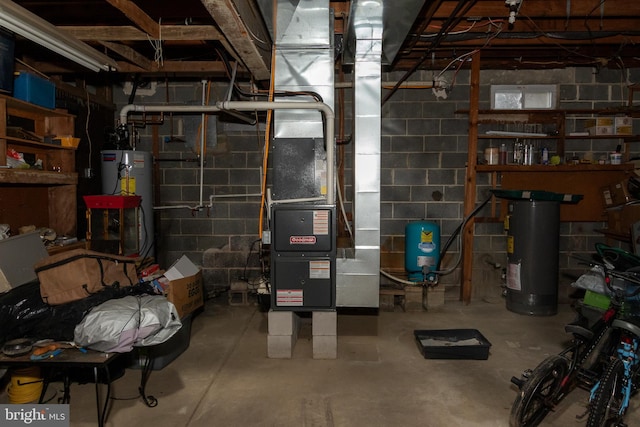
[13, 73, 55, 109]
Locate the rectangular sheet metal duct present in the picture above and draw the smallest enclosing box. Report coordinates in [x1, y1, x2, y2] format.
[336, 0, 383, 307]
[272, 0, 334, 139]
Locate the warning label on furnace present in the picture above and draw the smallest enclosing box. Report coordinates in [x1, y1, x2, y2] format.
[313, 210, 329, 235]
[309, 260, 330, 279]
[277, 289, 303, 306]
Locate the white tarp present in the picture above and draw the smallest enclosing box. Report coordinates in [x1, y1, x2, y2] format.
[74, 295, 181, 353]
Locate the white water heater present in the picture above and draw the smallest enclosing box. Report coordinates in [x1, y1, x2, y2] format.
[101, 150, 154, 257]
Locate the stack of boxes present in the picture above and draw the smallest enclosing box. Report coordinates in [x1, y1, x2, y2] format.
[585, 116, 632, 136]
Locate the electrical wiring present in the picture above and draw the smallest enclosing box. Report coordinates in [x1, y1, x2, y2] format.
[147, 18, 163, 67]
[435, 193, 493, 276]
[382, 0, 482, 105]
[521, 14, 611, 62]
[258, 4, 279, 241]
[433, 22, 503, 90]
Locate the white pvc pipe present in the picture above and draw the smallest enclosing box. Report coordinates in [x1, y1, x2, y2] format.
[119, 100, 336, 204]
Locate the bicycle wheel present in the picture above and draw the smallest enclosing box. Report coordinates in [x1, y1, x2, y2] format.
[510, 355, 570, 427]
[587, 358, 625, 427]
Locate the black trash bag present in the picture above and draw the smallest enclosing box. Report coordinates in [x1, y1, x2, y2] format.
[0, 281, 50, 345]
[0, 281, 156, 346]
[35, 283, 156, 342]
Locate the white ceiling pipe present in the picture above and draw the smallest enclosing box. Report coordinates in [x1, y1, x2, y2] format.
[119, 101, 336, 204]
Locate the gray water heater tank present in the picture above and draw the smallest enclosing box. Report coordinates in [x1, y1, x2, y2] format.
[506, 199, 560, 316]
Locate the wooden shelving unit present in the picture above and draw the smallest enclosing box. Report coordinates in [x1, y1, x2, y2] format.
[0, 94, 78, 237]
[458, 54, 639, 303]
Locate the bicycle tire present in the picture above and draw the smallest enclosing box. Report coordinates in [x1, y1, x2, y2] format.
[587, 358, 625, 427]
[510, 355, 570, 427]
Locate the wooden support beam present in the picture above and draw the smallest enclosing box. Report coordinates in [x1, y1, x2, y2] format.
[60, 25, 222, 41]
[106, 0, 160, 39]
[461, 50, 481, 304]
[99, 41, 153, 70]
[200, 0, 271, 81]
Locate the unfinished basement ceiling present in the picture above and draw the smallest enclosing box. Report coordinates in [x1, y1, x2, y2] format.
[5, 0, 640, 82]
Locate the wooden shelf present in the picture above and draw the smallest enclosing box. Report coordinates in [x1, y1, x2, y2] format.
[0, 94, 78, 237]
[0, 169, 77, 185]
[476, 164, 634, 173]
[2, 135, 77, 150]
[481, 164, 634, 222]
[478, 135, 557, 140]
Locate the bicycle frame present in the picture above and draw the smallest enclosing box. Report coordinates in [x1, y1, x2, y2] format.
[589, 320, 640, 418]
[510, 245, 640, 427]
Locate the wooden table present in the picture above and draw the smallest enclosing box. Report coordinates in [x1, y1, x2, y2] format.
[0, 348, 125, 426]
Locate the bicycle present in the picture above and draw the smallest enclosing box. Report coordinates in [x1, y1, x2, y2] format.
[509, 244, 640, 427]
[586, 265, 640, 426]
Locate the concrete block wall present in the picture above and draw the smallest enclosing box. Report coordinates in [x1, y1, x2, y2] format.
[112, 82, 264, 298]
[111, 67, 640, 304]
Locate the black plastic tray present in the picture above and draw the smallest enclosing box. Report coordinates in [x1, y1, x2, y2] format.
[413, 329, 491, 360]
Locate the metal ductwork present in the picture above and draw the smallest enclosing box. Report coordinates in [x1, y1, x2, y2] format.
[256, 0, 411, 307]
[260, 0, 335, 203]
[343, 0, 426, 66]
[272, 0, 334, 140]
[335, 0, 383, 307]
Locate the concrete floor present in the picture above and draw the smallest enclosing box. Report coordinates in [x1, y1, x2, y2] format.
[2, 295, 640, 427]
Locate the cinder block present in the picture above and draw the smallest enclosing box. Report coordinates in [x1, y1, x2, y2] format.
[379, 293, 395, 311]
[312, 335, 337, 359]
[404, 285, 424, 311]
[426, 286, 445, 308]
[268, 310, 300, 336]
[312, 311, 337, 336]
[267, 334, 298, 359]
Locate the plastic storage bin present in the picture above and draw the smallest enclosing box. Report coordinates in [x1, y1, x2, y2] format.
[129, 314, 193, 370]
[13, 72, 55, 109]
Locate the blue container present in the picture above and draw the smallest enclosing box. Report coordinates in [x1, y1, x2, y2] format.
[405, 221, 440, 282]
[13, 72, 55, 109]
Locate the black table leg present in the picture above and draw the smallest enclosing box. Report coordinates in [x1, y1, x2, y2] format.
[139, 354, 157, 407]
[94, 366, 112, 427]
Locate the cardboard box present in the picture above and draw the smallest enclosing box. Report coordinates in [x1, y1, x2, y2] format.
[585, 118, 614, 136]
[585, 118, 614, 127]
[586, 125, 614, 136]
[602, 186, 614, 207]
[615, 116, 632, 127]
[607, 204, 640, 235]
[162, 255, 204, 317]
[615, 125, 632, 135]
[165, 270, 204, 318]
[602, 179, 633, 208]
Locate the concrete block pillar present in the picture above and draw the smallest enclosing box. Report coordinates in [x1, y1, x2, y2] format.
[404, 285, 424, 311]
[425, 286, 445, 309]
[312, 311, 337, 359]
[267, 310, 300, 359]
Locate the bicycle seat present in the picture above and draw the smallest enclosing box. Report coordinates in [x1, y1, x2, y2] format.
[565, 323, 594, 340]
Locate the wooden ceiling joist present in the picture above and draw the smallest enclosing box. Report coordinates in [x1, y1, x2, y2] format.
[61, 25, 223, 41]
[106, 0, 161, 39]
[99, 41, 154, 70]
